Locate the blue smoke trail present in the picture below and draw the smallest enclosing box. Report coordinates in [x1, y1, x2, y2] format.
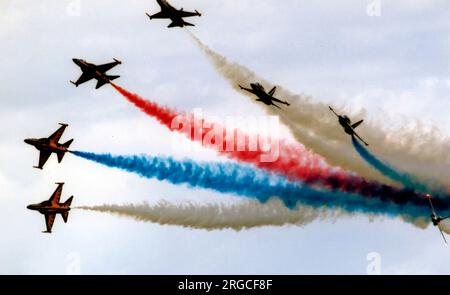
[351, 136, 430, 193]
[71, 150, 444, 219]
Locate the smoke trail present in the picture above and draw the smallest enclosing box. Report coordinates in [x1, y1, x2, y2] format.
[111, 82, 326, 173]
[439, 219, 450, 235]
[70, 150, 450, 220]
[189, 33, 450, 189]
[111, 83, 429, 205]
[77, 199, 343, 231]
[352, 136, 429, 193]
[112, 83, 178, 128]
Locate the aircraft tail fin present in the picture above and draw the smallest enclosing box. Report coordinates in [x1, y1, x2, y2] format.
[62, 139, 74, 149]
[268, 86, 277, 96]
[183, 21, 195, 27]
[63, 196, 73, 208]
[61, 211, 70, 223]
[57, 152, 65, 163]
[57, 139, 73, 162]
[168, 20, 194, 28]
[106, 75, 120, 81]
[95, 75, 119, 89]
[351, 120, 364, 129]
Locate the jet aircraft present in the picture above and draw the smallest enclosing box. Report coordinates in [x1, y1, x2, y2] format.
[71, 58, 121, 89]
[329, 106, 369, 146]
[146, 0, 201, 28]
[238, 82, 290, 109]
[426, 194, 449, 245]
[24, 123, 73, 169]
[27, 183, 73, 233]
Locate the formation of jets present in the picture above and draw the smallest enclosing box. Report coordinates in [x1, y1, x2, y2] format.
[23, 0, 447, 244]
[25, 124, 74, 232]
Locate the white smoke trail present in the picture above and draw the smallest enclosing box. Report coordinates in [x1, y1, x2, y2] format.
[189, 33, 450, 189]
[77, 199, 427, 231]
[77, 199, 338, 231]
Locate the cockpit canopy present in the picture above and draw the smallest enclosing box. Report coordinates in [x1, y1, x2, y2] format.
[250, 83, 264, 91]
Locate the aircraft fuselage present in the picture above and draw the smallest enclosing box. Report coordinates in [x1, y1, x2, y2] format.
[338, 116, 355, 135]
[147, 0, 200, 28]
[431, 214, 442, 226]
[27, 202, 70, 215]
[72, 59, 109, 83]
[250, 83, 273, 105]
[24, 138, 67, 153]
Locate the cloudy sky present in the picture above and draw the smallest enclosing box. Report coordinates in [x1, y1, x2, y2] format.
[0, 0, 449, 274]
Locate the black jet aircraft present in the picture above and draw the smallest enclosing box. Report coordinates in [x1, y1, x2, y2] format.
[426, 194, 449, 245]
[146, 0, 201, 28]
[71, 58, 121, 89]
[238, 83, 290, 109]
[24, 123, 73, 169]
[27, 183, 73, 233]
[329, 106, 369, 146]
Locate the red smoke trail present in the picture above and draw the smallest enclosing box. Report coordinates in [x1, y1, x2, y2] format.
[111, 83, 422, 203]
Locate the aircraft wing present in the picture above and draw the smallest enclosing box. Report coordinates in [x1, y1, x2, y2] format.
[428, 196, 438, 216]
[48, 183, 63, 204]
[429, 200, 438, 216]
[147, 11, 169, 19]
[270, 103, 282, 110]
[238, 85, 254, 94]
[271, 96, 289, 105]
[44, 213, 56, 233]
[351, 120, 364, 129]
[96, 62, 119, 73]
[37, 151, 52, 169]
[438, 225, 448, 245]
[353, 132, 369, 146]
[96, 79, 109, 89]
[73, 72, 93, 86]
[48, 124, 68, 143]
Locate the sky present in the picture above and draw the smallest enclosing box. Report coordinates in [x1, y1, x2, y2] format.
[0, 0, 449, 274]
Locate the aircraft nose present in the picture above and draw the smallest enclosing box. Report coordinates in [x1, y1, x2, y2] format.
[24, 139, 31, 144]
[26, 205, 32, 209]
